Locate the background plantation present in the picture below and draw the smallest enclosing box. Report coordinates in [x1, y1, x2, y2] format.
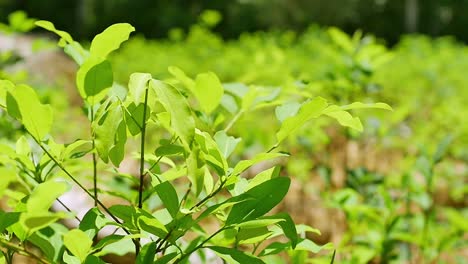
[0, 9, 467, 264]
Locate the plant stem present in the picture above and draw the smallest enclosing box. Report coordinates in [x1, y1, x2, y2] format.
[138, 88, 149, 210]
[174, 227, 226, 263]
[190, 179, 226, 210]
[90, 105, 98, 207]
[0, 239, 50, 264]
[136, 88, 149, 257]
[224, 110, 244, 133]
[30, 134, 131, 236]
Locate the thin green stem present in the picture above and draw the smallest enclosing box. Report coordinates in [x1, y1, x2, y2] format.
[90, 105, 98, 207]
[0, 239, 50, 264]
[136, 88, 149, 257]
[190, 179, 226, 211]
[138, 88, 149, 209]
[224, 110, 244, 133]
[174, 227, 227, 264]
[29, 134, 131, 235]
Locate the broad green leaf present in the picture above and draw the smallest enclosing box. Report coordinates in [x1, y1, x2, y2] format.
[28, 223, 68, 263]
[136, 242, 157, 264]
[76, 56, 113, 99]
[237, 227, 273, 245]
[294, 239, 333, 253]
[0, 211, 20, 232]
[92, 235, 126, 251]
[155, 144, 185, 157]
[21, 212, 68, 235]
[214, 131, 241, 158]
[194, 72, 224, 113]
[138, 216, 168, 238]
[187, 146, 205, 196]
[27, 181, 69, 212]
[0, 80, 14, 107]
[35, 20, 73, 43]
[168, 66, 195, 90]
[0, 167, 16, 197]
[339, 102, 393, 111]
[235, 218, 285, 229]
[94, 103, 123, 163]
[79, 208, 108, 239]
[207, 246, 265, 264]
[261, 213, 298, 248]
[108, 121, 127, 166]
[323, 105, 363, 131]
[64, 229, 93, 263]
[150, 80, 195, 149]
[226, 177, 291, 225]
[275, 102, 301, 123]
[62, 140, 93, 160]
[154, 181, 180, 218]
[7, 84, 53, 140]
[231, 152, 288, 177]
[128, 72, 152, 104]
[124, 102, 149, 136]
[195, 129, 228, 176]
[154, 252, 178, 263]
[276, 97, 328, 144]
[108, 205, 137, 229]
[90, 23, 135, 58]
[247, 166, 281, 190]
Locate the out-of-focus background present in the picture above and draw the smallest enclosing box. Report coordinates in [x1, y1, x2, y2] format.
[0, 1, 467, 263]
[1, 0, 468, 44]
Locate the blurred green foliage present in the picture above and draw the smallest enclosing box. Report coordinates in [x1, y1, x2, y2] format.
[2, 0, 468, 44]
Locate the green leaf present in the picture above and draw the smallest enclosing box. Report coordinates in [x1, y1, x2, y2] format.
[235, 219, 285, 229]
[35, 20, 73, 43]
[28, 224, 68, 263]
[214, 131, 241, 158]
[128, 72, 152, 104]
[231, 152, 288, 177]
[168, 66, 195, 90]
[247, 166, 281, 190]
[27, 181, 69, 213]
[109, 121, 127, 167]
[261, 213, 298, 248]
[138, 216, 168, 238]
[94, 103, 123, 163]
[154, 252, 178, 264]
[186, 146, 205, 196]
[339, 102, 393, 111]
[207, 246, 265, 264]
[237, 227, 273, 245]
[7, 84, 53, 140]
[150, 80, 195, 149]
[226, 177, 290, 225]
[194, 72, 224, 113]
[125, 102, 149, 136]
[154, 181, 180, 219]
[276, 97, 328, 144]
[155, 144, 185, 157]
[0, 211, 20, 232]
[63, 229, 93, 263]
[90, 23, 135, 58]
[76, 56, 113, 99]
[0, 167, 16, 197]
[21, 212, 68, 235]
[323, 105, 363, 132]
[136, 241, 157, 264]
[79, 208, 108, 239]
[195, 129, 228, 176]
[275, 102, 301, 123]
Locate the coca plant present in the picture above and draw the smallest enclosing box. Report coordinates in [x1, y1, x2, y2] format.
[0, 21, 391, 263]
